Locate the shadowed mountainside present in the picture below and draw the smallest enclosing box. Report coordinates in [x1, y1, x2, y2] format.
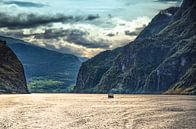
[0, 40, 28, 93]
[75, 0, 196, 94]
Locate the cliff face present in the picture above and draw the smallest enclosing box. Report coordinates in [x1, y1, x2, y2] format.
[75, 48, 122, 92]
[75, 0, 196, 94]
[0, 41, 28, 93]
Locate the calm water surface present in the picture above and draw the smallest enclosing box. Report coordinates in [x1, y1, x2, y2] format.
[0, 94, 195, 129]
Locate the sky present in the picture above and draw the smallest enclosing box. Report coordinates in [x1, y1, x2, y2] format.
[0, 0, 182, 57]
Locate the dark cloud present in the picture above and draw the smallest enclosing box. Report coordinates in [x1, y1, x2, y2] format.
[125, 25, 146, 36]
[124, 30, 138, 36]
[86, 14, 100, 21]
[65, 29, 109, 49]
[3, 1, 47, 8]
[106, 33, 116, 37]
[29, 28, 109, 49]
[34, 29, 76, 39]
[2, 28, 110, 49]
[0, 12, 73, 29]
[0, 12, 100, 29]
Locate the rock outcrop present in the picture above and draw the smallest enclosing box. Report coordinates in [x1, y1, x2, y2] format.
[0, 40, 28, 93]
[75, 0, 196, 95]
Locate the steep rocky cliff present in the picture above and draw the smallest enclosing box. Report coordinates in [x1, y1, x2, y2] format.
[75, 47, 122, 92]
[0, 40, 28, 93]
[75, 0, 196, 94]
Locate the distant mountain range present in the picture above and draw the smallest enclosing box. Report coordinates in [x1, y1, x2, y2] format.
[0, 36, 81, 93]
[75, 0, 196, 95]
[0, 40, 28, 93]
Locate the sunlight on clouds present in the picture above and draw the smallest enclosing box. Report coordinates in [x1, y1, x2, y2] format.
[0, 0, 179, 58]
[7, 16, 150, 58]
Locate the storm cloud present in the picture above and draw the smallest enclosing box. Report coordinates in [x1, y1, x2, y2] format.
[124, 25, 146, 36]
[0, 12, 100, 29]
[16, 28, 111, 49]
[0, 15, 150, 57]
[0, 0, 177, 57]
[64, 29, 110, 49]
[3, 1, 47, 8]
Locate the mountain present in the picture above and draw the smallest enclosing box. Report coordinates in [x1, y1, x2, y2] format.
[0, 40, 28, 93]
[0, 36, 81, 93]
[75, 0, 196, 95]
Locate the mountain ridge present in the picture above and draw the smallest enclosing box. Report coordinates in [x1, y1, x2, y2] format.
[75, 0, 196, 94]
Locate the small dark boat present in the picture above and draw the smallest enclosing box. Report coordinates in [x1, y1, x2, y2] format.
[108, 93, 114, 99]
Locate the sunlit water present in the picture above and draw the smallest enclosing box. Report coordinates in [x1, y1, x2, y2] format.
[0, 94, 195, 129]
